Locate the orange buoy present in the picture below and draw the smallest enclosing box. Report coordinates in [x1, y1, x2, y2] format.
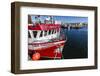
[32, 52, 40, 60]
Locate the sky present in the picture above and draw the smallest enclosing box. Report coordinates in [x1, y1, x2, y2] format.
[30, 15, 88, 23]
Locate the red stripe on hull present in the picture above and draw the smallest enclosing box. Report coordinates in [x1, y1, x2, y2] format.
[28, 24, 60, 31]
[29, 43, 65, 59]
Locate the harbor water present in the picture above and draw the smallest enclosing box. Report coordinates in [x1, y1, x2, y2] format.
[62, 27, 88, 59]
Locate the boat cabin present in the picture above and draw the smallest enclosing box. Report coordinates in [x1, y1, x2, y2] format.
[28, 24, 61, 43]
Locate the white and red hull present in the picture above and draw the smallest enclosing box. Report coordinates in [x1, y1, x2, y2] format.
[28, 40, 66, 59]
[28, 23, 66, 60]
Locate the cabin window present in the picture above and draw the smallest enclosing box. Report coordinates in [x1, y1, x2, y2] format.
[32, 31, 37, 38]
[52, 29, 54, 34]
[40, 31, 43, 37]
[54, 30, 56, 33]
[48, 30, 51, 35]
[28, 31, 31, 38]
[44, 30, 47, 36]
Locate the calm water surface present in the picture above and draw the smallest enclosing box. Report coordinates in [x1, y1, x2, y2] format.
[62, 27, 88, 59]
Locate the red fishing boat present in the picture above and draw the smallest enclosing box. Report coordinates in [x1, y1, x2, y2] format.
[28, 15, 67, 60]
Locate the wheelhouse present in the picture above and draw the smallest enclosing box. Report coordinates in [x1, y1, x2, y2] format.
[28, 27, 60, 43]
